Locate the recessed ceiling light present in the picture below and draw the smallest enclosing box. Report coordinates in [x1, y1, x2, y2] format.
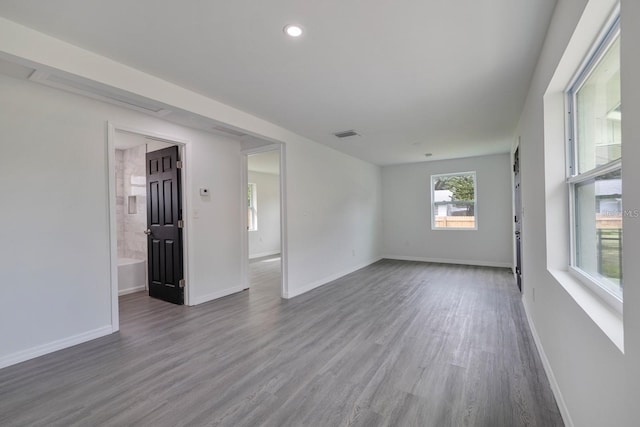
[283, 24, 303, 37]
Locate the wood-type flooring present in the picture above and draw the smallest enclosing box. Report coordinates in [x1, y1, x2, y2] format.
[0, 259, 563, 426]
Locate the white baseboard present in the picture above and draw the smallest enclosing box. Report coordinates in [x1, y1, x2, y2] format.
[383, 254, 513, 269]
[0, 325, 113, 370]
[286, 257, 383, 299]
[189, 285, 245, 306]
[118, 286, 145, 296]
[249, 250, 281, 260]
[522, 299, 574, 427]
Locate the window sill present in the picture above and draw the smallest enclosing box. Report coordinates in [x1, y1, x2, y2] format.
[548, 268, 624, 353]
[431, 227, 478, 231]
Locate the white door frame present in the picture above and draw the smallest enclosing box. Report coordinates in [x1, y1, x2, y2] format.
[241, 143, 288, 298]
[106, 121, 191, 332]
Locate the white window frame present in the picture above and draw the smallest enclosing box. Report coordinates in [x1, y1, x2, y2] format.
[565, 16, 622, 311]
[430, 171, 477, 231]
[248, 182, 257, 231]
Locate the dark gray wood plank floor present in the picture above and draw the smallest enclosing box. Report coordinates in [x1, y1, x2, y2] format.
[0, 259, 563, 426]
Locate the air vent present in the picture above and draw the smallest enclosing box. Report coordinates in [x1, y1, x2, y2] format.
[212, 125, 247, 137]
[333, 130, 360, 138]
[28, 70, 171, 116]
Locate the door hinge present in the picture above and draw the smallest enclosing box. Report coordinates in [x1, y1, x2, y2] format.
[177, 160, 183, 169]
[179, 279, 185, 288]
[178, 219, 184, 228]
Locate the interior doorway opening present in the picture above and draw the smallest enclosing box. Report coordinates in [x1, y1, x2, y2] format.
[246, 149, 283, 296]
[108, 124, 190, 331]
[241, 143, 287, 298]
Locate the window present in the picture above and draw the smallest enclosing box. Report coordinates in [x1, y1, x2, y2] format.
[247, 183, 257, 231]
[567, 21, 622, 302]
[431, 171, 476, 230]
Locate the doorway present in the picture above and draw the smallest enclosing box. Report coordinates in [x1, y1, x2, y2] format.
[108, 123, 190, 331]
[242, 145, 286, 297]
[514, 146, 523, 292]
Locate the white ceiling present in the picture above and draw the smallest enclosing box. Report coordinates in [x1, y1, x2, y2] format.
[0, 0, 557, 165]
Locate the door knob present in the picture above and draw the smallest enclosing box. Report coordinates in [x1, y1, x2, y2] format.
[144, 229, 152, 235]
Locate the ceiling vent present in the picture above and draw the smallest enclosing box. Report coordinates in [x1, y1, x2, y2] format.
[28, 70, 171, 116]
[333, 130, 360, 139]
[212, 125, 247, 137]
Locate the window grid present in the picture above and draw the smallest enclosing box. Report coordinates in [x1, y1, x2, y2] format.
[248, 183, 257, 231]
[566, 18, 622, 308]
[431, 171, 477, 231]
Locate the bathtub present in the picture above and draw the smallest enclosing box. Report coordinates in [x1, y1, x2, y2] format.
[118, 258, 146, 295]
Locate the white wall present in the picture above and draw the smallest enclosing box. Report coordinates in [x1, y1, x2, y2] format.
[285, 139, 383, 298]
[0, 74, 242, 367]
[248, 171, 280, 259]
[3, 5, 639, 424]
[0, 17, 385, 366]
[0, 31, 385, 367]
[515, 0, 640, 425]
[0, 17, 385, 301]
[382, 154, 513, 267]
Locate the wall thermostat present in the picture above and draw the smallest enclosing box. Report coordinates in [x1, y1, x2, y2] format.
[200, 188, 209, 196]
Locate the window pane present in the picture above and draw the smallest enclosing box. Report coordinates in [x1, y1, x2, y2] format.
[575, 36, 621, 174]
[574, 169, 622, 298]
[248, 183, 257, 231]
[432, 172, 476, 229]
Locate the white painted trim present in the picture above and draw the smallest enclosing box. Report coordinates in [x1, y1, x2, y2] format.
[279, 144, 289, 298]
[118, 286, 146, 296]
[180, 142, 191, 306]
[548, 268, 624, 352]
[106, 123, 119, 333]
[107, 122, 192, 324]
[241, 143, 281, 155]
[0, 326, 112, 370]
[190, 286, 245, 306]
[383, 255, 512, 269]
[522, 299, 575, 427]
[111, 124, 190, 146]
[240, 154, 249, 290]
[567, 266, 623, 314]
[249, 250, 281, 260]
[286, 257, 382, 299]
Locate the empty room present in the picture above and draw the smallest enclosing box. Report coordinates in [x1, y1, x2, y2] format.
[1, 1, 639, 426]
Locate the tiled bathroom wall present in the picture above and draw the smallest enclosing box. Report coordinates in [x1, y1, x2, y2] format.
[115, 149, 126, 258]
[115, 145, 148, 262]
[123, 145, 147, 261]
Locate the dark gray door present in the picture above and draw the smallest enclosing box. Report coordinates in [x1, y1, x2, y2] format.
[514, 147, 522, 292]
[146, 146, 184, 304]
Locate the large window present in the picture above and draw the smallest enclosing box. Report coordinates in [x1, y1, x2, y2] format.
[431, 172, 477, 230]
[567, 21, 622, 303]
[247, 183, 257, 231]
